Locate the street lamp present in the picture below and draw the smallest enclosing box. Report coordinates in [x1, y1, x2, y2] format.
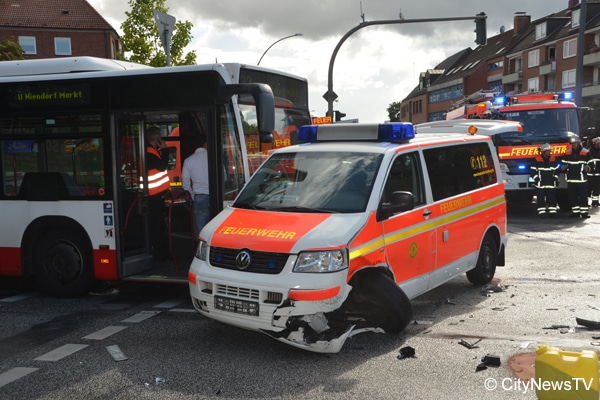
[257, 33, 303, 65]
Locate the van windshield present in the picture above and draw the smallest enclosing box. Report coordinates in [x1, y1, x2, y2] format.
[234, 151, 383, 213]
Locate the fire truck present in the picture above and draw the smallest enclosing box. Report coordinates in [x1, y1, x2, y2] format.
[446, 92, 580, 209]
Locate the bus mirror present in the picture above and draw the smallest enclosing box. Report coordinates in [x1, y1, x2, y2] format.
[219, 83, 275, 138]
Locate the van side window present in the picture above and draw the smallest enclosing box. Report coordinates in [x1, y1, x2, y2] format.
[424, 143, 497, 201]
[382, 152, 425, 206]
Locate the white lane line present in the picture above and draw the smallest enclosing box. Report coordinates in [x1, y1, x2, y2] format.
[154, 299, 184, 309]
[34, 344, 89, 362]
[105, 345, 128, 361]
[0, 292, 37, 302]
[0, 367, 38, 388]
[82, 326, 127, 340]
[120, 310, 161, 323]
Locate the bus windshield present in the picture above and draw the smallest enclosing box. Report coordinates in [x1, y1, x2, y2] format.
[498, 108, 579, 145]
[234, 151, 383, 213]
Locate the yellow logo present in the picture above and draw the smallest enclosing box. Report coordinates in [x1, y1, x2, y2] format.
[409, 242, 418, 258]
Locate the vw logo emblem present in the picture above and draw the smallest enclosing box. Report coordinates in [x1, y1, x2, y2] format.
[236, 251, 251, 270]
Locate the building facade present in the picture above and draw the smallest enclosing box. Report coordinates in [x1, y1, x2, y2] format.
[0, 0, 120, 60]
[401, 0, 600, 133]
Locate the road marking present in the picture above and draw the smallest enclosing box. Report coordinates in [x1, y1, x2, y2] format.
[154, 299, 185, 308]
[0, 367, 38, 388]
[121, 310, 161, 323]
[82, 326, 127, 340]
[34, 344, 89, 361]
[105, 345, 128, 361]
[0, 292, 37, 302]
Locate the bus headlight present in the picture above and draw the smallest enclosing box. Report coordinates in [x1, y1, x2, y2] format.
[195, 240, 208, 261]
[293, 250, 348, 273]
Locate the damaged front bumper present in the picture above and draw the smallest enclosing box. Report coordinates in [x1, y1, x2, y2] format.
[190, 277, 366, 353]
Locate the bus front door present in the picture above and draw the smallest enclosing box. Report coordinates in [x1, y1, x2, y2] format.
[117, 118, 153, 276]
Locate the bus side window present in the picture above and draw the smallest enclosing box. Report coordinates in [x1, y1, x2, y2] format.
[17, 172, 71, 201]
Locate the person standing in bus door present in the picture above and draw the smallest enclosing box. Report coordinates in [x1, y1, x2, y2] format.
[145, 126, 171, 258]
[588, 137, 600, 207]
[182, 133, 210, 238]
[562, 136, 591, 219]
[530, 143, 560, 218]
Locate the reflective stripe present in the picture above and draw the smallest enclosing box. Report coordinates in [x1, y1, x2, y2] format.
[349, 194, 505, 261]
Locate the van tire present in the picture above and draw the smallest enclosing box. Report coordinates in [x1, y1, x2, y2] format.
[33, 229, 94, 297]
[355, 271, 413, 333]
[466, 234, 497, 285]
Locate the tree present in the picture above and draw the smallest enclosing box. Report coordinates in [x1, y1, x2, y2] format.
[387, 101, 402, 122]
[120, 0, 196, 66]
[0, 36, 24, 61]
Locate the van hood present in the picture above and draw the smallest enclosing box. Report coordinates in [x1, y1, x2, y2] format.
[207, 208, 368, 253]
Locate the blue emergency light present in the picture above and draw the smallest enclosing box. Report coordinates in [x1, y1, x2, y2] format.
[558, 92, 573, 102]
[298, 123, 415, 143]
[494, 96, 508, 106]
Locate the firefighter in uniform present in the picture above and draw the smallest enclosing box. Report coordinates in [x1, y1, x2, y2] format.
[145, 126, 171, 258]
[588, 137, 600, 207]
[530, 143, 560, 218]
[561, 136, 591, 218]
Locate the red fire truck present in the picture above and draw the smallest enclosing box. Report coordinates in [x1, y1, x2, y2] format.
[447, 92, 580, 209]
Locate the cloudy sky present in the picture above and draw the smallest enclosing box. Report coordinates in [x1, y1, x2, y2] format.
[87, 0, 569, 122]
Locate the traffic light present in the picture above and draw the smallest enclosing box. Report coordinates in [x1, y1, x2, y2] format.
[474, 12, 487, 46]
[334, 110, 346, 122]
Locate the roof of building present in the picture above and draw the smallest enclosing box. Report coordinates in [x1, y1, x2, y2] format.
[0, 0, 115, 30]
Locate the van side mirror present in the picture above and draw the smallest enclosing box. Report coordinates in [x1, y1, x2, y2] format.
[379, 191, 414, 219]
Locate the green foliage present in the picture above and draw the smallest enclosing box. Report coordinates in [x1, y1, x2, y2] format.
[387, 101, 401, 122]
[120, 0, 196, 66]
[0, 36, 24, 61]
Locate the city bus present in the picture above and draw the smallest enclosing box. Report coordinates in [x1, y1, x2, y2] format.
[0, 56, 311, 297]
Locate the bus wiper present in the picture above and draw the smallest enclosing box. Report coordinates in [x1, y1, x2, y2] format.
[269, 206, 337, 213]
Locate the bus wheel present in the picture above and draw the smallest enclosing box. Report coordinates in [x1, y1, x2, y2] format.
[354, 270, 412, 333]
[33, 230, 94, 297]
[466, 234, 497, 285]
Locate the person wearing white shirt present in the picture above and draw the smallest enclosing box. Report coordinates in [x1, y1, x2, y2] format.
[182, 133, 210, 236]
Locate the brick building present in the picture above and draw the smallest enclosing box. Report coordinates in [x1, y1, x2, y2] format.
[400, 0, 600, 131]
[0, 0, 120, 60]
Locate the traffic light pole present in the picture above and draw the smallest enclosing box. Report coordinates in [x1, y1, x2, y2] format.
[325, 14, 487, 119]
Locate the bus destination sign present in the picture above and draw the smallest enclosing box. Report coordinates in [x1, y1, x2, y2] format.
[9, 84, 91, 108]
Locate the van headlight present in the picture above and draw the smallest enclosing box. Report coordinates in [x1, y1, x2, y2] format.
[293, 249, 348, 273]
[195, 240, 208, 261]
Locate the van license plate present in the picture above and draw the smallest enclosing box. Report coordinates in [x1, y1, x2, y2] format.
[215, 296, 259, 316]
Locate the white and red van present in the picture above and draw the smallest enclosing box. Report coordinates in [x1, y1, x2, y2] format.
[188, 121, 509, 353]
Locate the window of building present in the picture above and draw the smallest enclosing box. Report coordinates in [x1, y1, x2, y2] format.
[562, 69, 576, 88]
[488, 80, 502, 93]
[528, 77, 539, 92]
[563, 38, 577, 59]
[528, 49, 540, 67]
[428, 84, 463, 104]
[54, 37, 72, 56]
[18, 36, 37, 54]
[488, 60, 503, 70]
[572, 9, 580, 28]
[535, 23, 547, 40]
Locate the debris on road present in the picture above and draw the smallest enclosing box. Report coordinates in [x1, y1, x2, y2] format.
[458, 339, 481, 349]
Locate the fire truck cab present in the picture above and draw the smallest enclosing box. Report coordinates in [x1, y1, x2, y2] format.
[447, 92, 579, 208]
[188, 121, 507, 353]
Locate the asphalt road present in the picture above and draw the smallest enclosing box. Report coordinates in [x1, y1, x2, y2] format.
[0, 201, 599, 400]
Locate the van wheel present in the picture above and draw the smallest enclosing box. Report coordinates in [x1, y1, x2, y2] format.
[354, 271, 413, 333]
[466, 234, 497, 285]
[33, 230, 94, 297]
